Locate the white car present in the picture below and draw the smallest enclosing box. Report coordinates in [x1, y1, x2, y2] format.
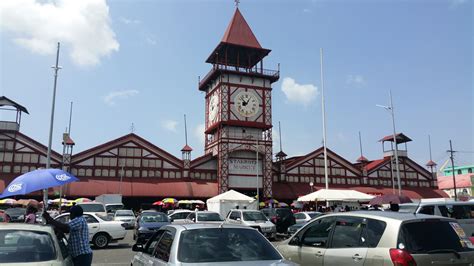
[293, 211, 322, 224]
[0, 223, 73, 265]
[75, 202, 107, 217]
[114, 209, 136, 229]
[226, 209, 277, 239]
[55, 212, 127, 248]
[168, 209, 192, 223]
[184, 211, 224, 224]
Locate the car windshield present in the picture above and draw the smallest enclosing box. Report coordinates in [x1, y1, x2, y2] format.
[0, 230, 56, 263]
[140, 214, 168, 223]
[398, 205, 418, 213]
[178, 228, 282, 263]
[197, 213, 223, 221]
[243, 212, 267, 221]
[398, 220, 473, 253]
[78, 204, 105, 213]
[106, 204, 124, 213]
[115, 210, 134, 217]
[5, 208, 25, 215]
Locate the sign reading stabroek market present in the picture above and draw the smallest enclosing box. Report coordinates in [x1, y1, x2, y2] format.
[229, 158, 262, 175]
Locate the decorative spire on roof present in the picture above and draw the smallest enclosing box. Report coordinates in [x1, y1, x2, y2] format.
[356, 131, 369, 163]
[181, 114, 193, 157]
[276, 122, 287, 160]
[221, 8, 262, 49]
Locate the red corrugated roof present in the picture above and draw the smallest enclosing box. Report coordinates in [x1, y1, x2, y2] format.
[221, 8, 262, 49]
[364, 158, 389, 171]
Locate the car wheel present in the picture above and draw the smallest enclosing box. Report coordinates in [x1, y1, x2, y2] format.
[93, 233, 109, 248]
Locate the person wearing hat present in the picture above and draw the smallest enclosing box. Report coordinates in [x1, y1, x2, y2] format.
[43, 205, 93, 266]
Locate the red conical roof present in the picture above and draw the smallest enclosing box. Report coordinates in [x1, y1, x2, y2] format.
[181, 145, 193, 152]
[426, 160, 437, 167]
[356, 156, 369, 163]
[221, 8, 262, 49]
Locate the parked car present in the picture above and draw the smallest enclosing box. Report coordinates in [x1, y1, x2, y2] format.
[131, 223, 296, 265]
[4, 208, 26, 223]
[0, 223, 72, 265]
[134, 212, 170, 244]
[168, 209, 192, 223]
[261, 208, 296, 233]
[55, 212, 127, 248]
[276, 211, 474, 266]
[75, 202, 107, 217]
[225, 209, 276, 239]
[184, 211, 224, 223]
[114, 209, 136, 229]
[294, 211, 322, 224]
[399, 201, 474, 236]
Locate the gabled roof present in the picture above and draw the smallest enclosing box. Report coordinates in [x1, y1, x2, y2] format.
[379, 133, 412, 144]
[221, 8, 262, 49]
[364, 158, 390, 172]
[0, 96, 29, 114]
[285, 147, 362, 176]
[72, 133, 183, 168]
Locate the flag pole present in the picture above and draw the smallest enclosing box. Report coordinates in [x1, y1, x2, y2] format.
[320, 48, 329, 192]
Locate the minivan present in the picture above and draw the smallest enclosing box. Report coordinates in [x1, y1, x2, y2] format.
[76, 202, 107, 216]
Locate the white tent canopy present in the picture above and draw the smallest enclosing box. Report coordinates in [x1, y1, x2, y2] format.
[206, 190, 257, 218]
[297, 189, 374, 202]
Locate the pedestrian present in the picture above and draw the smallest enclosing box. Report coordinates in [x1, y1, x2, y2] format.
[42, 205, 93, 266]
[24, 204, 37, 224]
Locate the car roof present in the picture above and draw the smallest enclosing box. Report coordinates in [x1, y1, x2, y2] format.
[0, 223, 55, 233]
[327, 211, 455, 222]
[76, 202, 104, 205]
[229, 209, 262, 212]
[195, 211, 219, 214]
[401, 201, 474, 206]
[164, 223, 254, 231]
[171, 209, 192, 213]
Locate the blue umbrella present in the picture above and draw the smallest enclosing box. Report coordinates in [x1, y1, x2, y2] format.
[0, 169, 79, 198]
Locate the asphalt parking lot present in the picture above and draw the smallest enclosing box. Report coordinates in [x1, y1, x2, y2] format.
[91, 229, 286, 265]
[92, 230, 135, 266]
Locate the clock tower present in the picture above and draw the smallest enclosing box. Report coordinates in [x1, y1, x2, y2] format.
[198, 7, 279, 198]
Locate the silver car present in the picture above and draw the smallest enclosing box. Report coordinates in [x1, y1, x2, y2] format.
[226, 209, 276, 239]
[131, 223, 295, 266]
[276, 211, 474, 266]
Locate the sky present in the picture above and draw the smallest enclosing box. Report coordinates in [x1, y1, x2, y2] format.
[0, 0, 472, 170]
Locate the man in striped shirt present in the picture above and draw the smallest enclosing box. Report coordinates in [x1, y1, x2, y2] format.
[43, 205, 93, 266]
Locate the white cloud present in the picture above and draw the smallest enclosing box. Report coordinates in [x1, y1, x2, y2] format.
[103, 90, 139, 106]
[450, 0, 467, 8]
[346, 74, 366, 87]
[162, 120, 178, 132]
[145, 36, 157, 46]
[281, 77, 319, 106]
[0, 0, 119, 66]
[119, 17, 140, 25]
[194, 123, 205, 144]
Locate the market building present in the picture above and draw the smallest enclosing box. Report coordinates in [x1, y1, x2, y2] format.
[0, 8, 447, 206]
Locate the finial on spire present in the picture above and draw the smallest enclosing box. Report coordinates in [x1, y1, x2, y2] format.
[235, 0, 240, 8]
[130, 123, 135, 133]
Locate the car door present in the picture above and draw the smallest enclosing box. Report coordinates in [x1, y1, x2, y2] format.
[323, 216, 368, 266]
[83, 214, 100, 241]
[132, 230, 164, 266]
[281, 216, 336, 266]
[151, 230, 175, 265]
[186, 212, 196, 223]
[227, 211, 241, 224]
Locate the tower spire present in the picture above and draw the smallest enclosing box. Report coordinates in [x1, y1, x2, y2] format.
[357, 131, 368, 163]
[235, 0, 240, 8]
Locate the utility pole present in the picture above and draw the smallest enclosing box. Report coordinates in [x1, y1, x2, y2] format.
[45, 42, 62, 210]
[448, 140, 457, 200]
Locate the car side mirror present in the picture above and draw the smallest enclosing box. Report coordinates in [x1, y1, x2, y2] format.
[132, 244, 144, 252]
[169, 217, 174, 222]
[192, 218, 195, 222]
[236, 218, 241, 221]
[289, 236, 301, 246]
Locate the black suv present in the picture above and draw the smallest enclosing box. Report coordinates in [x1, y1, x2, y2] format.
[261, 208, 296, 233]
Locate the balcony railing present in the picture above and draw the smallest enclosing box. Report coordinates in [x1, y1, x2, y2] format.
[0, 121, 19, 131]
[199, 64, 280, 89]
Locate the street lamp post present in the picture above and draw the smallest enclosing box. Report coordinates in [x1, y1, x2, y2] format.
[376, 90, 401, 195]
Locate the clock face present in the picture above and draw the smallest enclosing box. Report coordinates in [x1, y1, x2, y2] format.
[235, 91, 260, 118]
[208, 94, 218, 122]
